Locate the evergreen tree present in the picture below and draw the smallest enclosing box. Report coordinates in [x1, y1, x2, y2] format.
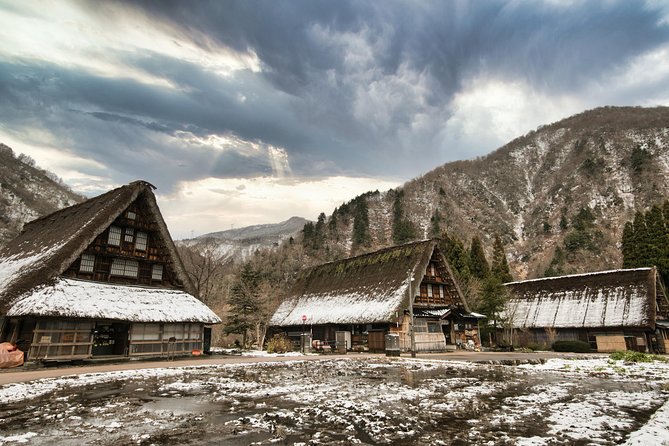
[559, 215, 568, 231]
[224, 263, 262, 348]
[429, 210, 442, 238]
[476, 276, 508, 343]
[490, 235, 513, 283]
[438, 232, 469, 277]
[544, 247, 565, 277]
[468, 236, 490, 280]
[301, 222, 315, 250]
[621, 221, 636, 268]
[645, 205, 665, 268]
[621, 205, 669, 286]
[351, 197, 371, 249]
[631, 211, 649, 268]
[392, 190, 417, 244]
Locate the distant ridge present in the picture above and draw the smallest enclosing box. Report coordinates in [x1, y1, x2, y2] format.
[199, 216, 308, 242]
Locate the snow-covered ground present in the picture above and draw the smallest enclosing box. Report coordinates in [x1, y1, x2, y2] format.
[1, 356, 668, 445]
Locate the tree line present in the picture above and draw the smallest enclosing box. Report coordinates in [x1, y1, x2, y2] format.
[621, 200, 669, 285]
[438, 232, 513, 344]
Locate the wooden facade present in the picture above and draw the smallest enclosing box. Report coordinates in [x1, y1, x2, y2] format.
[0, 181, 220, 362]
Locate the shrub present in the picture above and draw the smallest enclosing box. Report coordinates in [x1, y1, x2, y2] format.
[609, 351, 666, 363]
[552, 340, 592, 353]
[266, 334, 293, 354]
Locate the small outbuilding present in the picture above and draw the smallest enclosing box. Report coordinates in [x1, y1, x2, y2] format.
[0, 180, 221, 361]
[269, 239, 480, 353]
[502, 267, 669, 353]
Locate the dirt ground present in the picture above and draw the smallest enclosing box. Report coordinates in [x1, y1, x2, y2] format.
[0, 351, 594, 386]
[1, 354, 667, 445]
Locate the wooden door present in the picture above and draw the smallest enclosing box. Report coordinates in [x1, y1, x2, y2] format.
[367, 330, 386, 353]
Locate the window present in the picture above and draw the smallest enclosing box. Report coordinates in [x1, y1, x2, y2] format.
[136, 231, 148, 251]
[79, 254, 95, 273]
[427, 284, 433, 297]
[151, 264, 163, 281]
[127, 211, 136, 220]
[108, 226, 121, 246]
[427, 322, 442, 333]
[413, 319, 428, 333]
[124, 228, 134, 243]
[130, 323, 161, 341]
[111, 258, 139, 277]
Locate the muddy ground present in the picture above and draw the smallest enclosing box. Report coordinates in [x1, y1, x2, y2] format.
[1, 357, 668, 445]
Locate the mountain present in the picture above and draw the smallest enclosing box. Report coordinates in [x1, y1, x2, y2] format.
[323, 106, 669, 279]
[183, 216, 309, 263]
[0, 143, 85, 246]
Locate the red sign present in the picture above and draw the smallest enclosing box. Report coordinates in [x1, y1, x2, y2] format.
[301, 314, 307, 322]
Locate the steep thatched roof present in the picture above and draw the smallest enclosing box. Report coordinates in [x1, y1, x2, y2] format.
[270, 239, 467, 326]
[503, 268, 667, 329]
[0, 181, 196, 314]
[7, 278, 220, 323]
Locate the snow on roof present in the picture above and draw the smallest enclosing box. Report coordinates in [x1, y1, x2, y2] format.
[271, 285, 409, 326]
[503, 267, 654, 286]
[0, 181, 197, 314]
[272, 241, 427, 326]
[503, 268, 657, 329]
[270, 240, 470, 327]
[6, 278, 221, 324]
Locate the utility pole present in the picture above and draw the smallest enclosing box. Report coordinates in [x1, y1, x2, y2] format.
[408, 270, 416, 358]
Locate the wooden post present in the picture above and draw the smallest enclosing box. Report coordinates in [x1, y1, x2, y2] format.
[409, 270, 416, 358]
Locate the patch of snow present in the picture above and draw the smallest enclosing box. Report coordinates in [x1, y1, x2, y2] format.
[625, 398, 669, 445]
[0, 432, 38, 444]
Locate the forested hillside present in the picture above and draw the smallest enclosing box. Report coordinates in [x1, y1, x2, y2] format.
[0, 144, 84, 245]
[315, 106, 669, 279]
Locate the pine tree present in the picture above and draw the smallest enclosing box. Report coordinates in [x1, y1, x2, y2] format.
[544, 246, 565, 277]
[392, 190, 417, 244]
[631, 211, 649, 268]
[224, 263, 262, 348]
[351, 197, 371, 249]
[438, 232, 469, 277]
[429, 210, 442, 238]
[621, 221, 636, 268]
[645, 205, 665, 268]
[468, 236, 490, 280]
[490, 235, 513, 283]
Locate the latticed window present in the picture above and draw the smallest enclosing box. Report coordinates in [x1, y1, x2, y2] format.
[136, 231, 148, 251]
[111, 258, 139, 277]
[108, 226, 121, 246]
[127, 211, 136, 220]
[79, 253, 95, 273]
[152, 264, 163, 281]
[124, 227, 134, 242]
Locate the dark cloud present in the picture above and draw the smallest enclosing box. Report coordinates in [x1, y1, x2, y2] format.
[1, 0, 669, 194]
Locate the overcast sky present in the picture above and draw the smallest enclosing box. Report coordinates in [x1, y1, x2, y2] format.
[1, 1, 669, 238]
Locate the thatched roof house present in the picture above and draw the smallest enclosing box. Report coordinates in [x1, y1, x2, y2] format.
[0, 181, 220, 361]
[503, 267, 669, 352]
[271, 239, 479, 352]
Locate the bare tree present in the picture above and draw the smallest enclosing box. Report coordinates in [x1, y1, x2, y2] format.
[177, 238, 230, 305]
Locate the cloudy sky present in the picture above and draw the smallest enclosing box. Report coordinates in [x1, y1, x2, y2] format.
[1, 1, 669, 238]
